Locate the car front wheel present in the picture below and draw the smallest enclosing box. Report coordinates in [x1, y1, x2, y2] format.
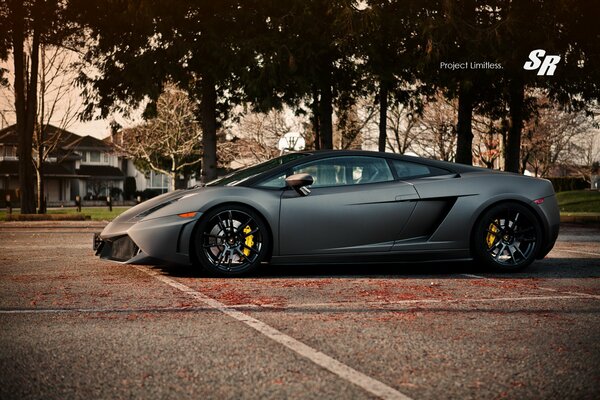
[473, 202, 542, 272]
[194, 205, 269, 276]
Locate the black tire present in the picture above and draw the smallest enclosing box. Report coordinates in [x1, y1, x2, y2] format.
[473, 202, 542, 272]
[193, 204, 269, 276]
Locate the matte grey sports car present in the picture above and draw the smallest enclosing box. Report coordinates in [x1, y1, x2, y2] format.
[94, 150, 559, 275]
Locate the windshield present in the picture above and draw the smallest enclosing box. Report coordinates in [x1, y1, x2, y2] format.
[205, 153, 308, 186]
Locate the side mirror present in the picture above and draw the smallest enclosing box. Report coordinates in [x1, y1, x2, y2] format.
[285, 173, 313, 196]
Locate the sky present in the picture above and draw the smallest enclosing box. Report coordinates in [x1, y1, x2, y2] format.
[0, 49, 141, 140]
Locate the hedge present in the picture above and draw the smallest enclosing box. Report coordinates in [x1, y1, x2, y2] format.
[4, 213, 90, 221]
[547, 177, 589, 192]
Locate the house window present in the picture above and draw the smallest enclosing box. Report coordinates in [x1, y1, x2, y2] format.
[89, 151, 101, 162]
[103, 153, 109, 163]
[1, 145, 17, 160]
[147, 171, 169, 190]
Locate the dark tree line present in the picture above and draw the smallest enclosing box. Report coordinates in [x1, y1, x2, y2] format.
[1, 0, 599, 211]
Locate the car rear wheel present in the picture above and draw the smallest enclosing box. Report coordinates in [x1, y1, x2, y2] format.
[194, 205, 269, 276]
[473, 202, 542, 272]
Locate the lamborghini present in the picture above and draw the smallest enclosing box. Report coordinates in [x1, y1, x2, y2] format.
[94, 150, 560, 275]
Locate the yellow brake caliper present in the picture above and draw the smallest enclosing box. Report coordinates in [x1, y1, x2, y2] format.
[243, 225, 254, 257]
[486, 220, 499, 248]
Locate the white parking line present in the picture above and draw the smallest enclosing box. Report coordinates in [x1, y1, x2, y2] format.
[132, 265, 412, 400]
[461, 274, 600, 300]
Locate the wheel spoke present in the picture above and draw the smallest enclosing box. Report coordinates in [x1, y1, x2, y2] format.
[495, 244, 506, 261]
[489, 220, 502, 231]
[228, 210, 234, 231]
[243, 244, 259, 254]
[513, 245, 527, 260]
[214, 250, 226, 267]
[515, 226, 534, 234]
[237, 217, 253, 234]
[513, 212, 520, 230]
[489, 240, 502, 250]
[243, 227, 260, 237]
[216, 214, 227, 233]
[507, 245, 517, 264]
[520, 237, 536, 243]
[235, 248, 252, 263]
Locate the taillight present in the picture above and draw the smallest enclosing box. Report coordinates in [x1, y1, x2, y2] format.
[533, 198, 544, 205]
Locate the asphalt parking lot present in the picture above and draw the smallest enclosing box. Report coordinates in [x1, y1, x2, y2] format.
[0, 222, 599, 400]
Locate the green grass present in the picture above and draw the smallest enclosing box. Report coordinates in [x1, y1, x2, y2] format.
[0, 206, 130, 221]
[1, 191, 598, 220]
[556, 190, 600, 213]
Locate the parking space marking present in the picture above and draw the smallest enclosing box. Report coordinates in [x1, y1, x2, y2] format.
[461, 274, 600, 300]
[132, 265, 412, 400]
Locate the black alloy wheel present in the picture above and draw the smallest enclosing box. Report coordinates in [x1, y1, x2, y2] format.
[194, 205, 269, 276]
[474, 202, 542, 271]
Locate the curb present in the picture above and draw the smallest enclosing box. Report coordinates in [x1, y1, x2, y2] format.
[560, 215, 600, 224]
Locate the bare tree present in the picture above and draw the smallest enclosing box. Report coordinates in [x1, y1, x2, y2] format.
[1, 45, 81, 213]
[384, 102, 424, 154]
[334, 101, 373, 150]
[521, 98, 596, 177]
[568, 128, 600, 183]
[33, 46, 80, 212]
[116, 83, 202, 191]
[219, 108, 299, 169]
[414, 95, 457, 161]
[472, 115, 502, 169]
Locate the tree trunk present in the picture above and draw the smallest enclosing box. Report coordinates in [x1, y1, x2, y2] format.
[378, 81, 388, 152]
[199, 75, 217, 183]
[506, 78, 525, 173]
[455, 79, 473, 165]
[36, 159, 46, 214]
[318, 67, 333, 150]
[36, 134, 46, 213]
[311, 87, 320, 150]
[12, 0, 36, 213]
[169, 172, 176, 192]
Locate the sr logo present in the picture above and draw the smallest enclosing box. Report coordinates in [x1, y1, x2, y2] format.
[523, 49, 561, 76]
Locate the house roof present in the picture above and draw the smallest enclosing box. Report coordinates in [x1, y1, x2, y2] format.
[77, 165, 124, 179]
[0, 160, 77, 178]
[0, 124, 80, 147]
[64, 134, 113, 151]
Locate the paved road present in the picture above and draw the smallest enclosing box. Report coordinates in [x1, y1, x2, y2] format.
[0, 222, 599, 399]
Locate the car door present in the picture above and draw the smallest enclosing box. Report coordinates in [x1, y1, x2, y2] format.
[276, 156, 419, 255]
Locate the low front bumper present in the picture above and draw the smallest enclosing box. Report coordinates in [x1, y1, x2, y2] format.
[93, 213, 201, 265]
[94, 233, 140, 262]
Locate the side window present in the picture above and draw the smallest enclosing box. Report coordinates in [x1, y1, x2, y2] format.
[391, 159, 451, 180]
[258, 156, 394, 188]
[259, 173, 287, 188]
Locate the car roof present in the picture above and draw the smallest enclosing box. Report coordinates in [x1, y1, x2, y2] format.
[238, 149, 493, 187]
[292, 149, 486, 174]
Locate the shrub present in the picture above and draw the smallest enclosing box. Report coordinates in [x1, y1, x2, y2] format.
[547, 177, 589, 192]
[124, 177, 137, 200]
